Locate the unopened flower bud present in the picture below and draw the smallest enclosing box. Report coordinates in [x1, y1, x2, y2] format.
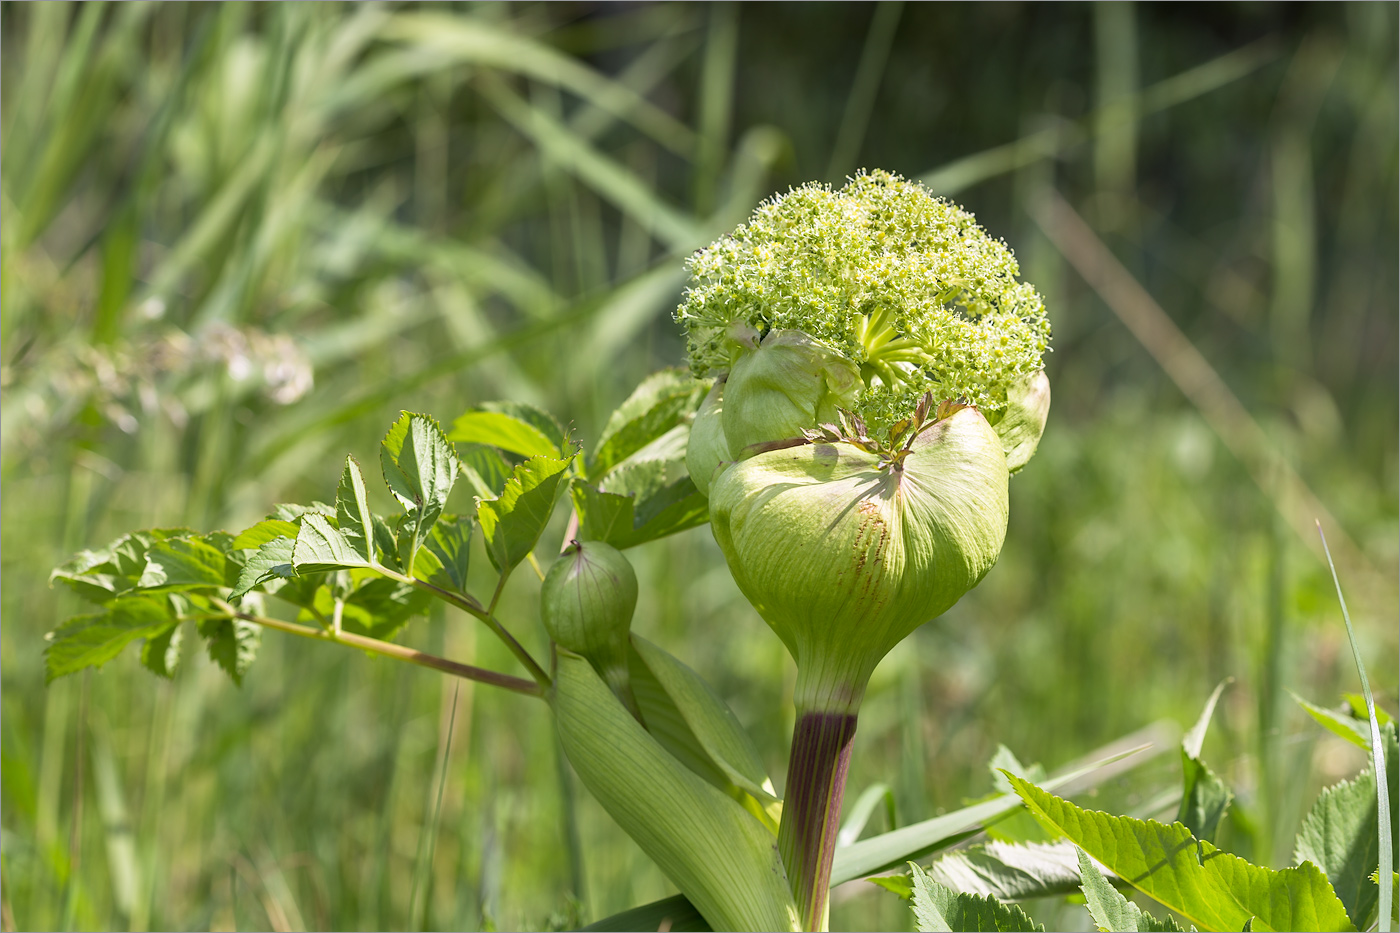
[541, 539, 639, 714]
[721, 330, 861, 456]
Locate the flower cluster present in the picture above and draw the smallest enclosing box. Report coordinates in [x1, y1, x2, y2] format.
[675, 170, 1049, 431]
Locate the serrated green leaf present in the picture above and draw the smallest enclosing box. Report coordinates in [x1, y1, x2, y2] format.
[833, 742, 1160, 884]
[196, 617, 260, 685]
[336, 455, 377, 559]
[45, 595, 175, 681]
[50, 528, 190, 604]
[910, 862, 1044, 932]
[591, 369, 704, 478]
[928, 840, 1092, 901]
[481, 401, 567, 453]
[139, 622, 183, 678]
[229, 536, 297, 602]
[424, 514, 472, 593]
[1178, 681, 1233, 843]
[476, 453, 573, 572]
[450, 409, 558, 459]
[1006, 773, 1355, 932]
[1078, 846, 1189, 932]
[340, 577, 432, 641]
[1292, 691, 1372, 750]
[1296, 771, 1381, 928]
[272, 502, 335, 522]
[142, 535, 230, 591]
[293, 514, 375, 573]
[573, 474, 709, 550]
[986, 746, 1055, 844]
[231, 519, 301, 551]
[380, 412, 459, 572]
[457, 443, 513, 501]
[1296, 723, 1398, 930]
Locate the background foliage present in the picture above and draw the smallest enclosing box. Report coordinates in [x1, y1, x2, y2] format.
[1, 3, 1395, 931]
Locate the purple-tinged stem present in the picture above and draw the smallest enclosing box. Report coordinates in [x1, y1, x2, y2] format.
[778, 710, 859, 931]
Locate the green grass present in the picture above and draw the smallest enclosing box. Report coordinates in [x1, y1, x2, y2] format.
[1, 3, 1396, 931]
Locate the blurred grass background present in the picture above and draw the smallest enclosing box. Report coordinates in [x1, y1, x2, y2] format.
[1, 3, 1395, 930]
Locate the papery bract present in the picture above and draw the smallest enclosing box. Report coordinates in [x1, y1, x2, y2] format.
[709, 406, 1009, 715]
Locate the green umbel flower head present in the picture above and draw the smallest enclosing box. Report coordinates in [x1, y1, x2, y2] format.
[675, 170, 1049, 434]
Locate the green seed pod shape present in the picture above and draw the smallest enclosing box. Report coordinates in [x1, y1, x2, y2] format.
[542, 540, 638, 692]
[709, 406, 1009, 715]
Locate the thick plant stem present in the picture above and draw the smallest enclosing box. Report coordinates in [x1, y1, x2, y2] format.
[778, 709, 859, 932]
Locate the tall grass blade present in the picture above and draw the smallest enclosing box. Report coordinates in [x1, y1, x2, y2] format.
[1317, 521, 1393, 932]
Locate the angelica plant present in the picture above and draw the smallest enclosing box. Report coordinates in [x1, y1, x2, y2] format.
[47, 172, 1382, 933]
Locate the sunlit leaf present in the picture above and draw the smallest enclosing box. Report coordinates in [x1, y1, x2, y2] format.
[477, 453, 573, 572]
[450, 408, 559, 459]
[293, 514, 375, 573]
[1006, 773, 1355, 932]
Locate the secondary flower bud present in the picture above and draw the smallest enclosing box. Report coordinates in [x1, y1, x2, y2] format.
[709, 405, 1009, 714]
[721, 330, 861, 456]
[541, 540, 638, 711]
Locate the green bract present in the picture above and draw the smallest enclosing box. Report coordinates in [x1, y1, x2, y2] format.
[709, 406, 1010, 714]
[675, 170, 1050, 433]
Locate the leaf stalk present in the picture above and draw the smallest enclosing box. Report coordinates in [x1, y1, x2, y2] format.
[212, 600, 542, 698]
